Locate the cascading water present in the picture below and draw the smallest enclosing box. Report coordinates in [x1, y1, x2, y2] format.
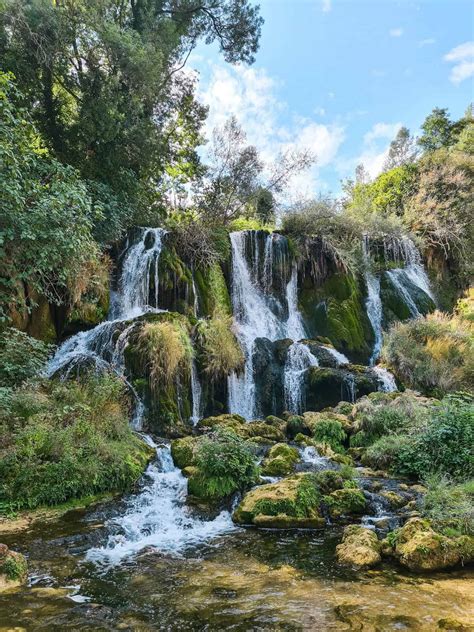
[373, 366, 397, 392]
[228, 231, 306, 419]
[342, 373, 356, 403]
[284, 342, 319, 414]
[190, 361, 203, 425]
[323, 345, 350, 366]
[363, 235, 383, 366]
[87, 443, 236, 565]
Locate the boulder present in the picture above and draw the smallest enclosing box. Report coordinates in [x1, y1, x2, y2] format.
[233, 473, 325, 529]
[336, 525, 382, 569]
[170, 436, 198, 469]
[324, 487, 366, 519]
[261, 443, 300, 477]
[384, 518, 474, 572]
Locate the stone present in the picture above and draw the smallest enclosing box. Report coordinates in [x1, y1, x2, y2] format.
[336, 525, 382, 569]
[324, 487, 366, 519]
[233, 473, 325, 529]
[384, 518, 474, 572]
[261, 443, 300, 477]
[170, 436, 198, 469]
[0, 546, 28, 591]
[380, 490, 408, 509]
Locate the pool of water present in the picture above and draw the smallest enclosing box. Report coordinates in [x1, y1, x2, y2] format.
[1, 498, 472, 631]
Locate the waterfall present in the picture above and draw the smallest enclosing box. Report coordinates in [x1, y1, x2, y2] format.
[386, 268, 421, 317]
[373, 366, 397, 393]
[228, 231, 307, 419]
[322, 345, 350, 365]
[190, 361, 203, 425]
[284, 342, 319, 414]
[47, 227, 167, 427]
[342, 373, 356, 403]
[87, 444, 236, 565]
[363, 235, 383, 365]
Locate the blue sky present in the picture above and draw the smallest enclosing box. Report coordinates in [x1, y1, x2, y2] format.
[190, 0, 473, 199]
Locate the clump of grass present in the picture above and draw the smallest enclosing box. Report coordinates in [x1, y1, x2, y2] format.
[197, 314, 244, 377]
[422, 475, 474, 536]
[382, 308, 474, 397]
[138, 321, 193, 390]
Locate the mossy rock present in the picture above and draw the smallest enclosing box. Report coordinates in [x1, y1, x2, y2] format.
[0, 545, 27, 591]
[261, 443, 300, 476]
[383, 518, 474, 572]
[194, 262, 232, 318]
[324, 487, 366, 519]
[197, 414, 246, 431]
[265, 415, 287, 433]
[233, 473, 325, 529]
[171, 436, 199, 469]
[336, 525, 382, 569]
[379, 490, 408, 509]
[303, 411, 352, 434]
[299, 273, 374, 363]
[241, 422, 286, 443]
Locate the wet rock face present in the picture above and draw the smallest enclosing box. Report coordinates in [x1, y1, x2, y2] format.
[383, 518, 474, 572]
[336, 526, 381, 569]
[0, 545, 28, 591]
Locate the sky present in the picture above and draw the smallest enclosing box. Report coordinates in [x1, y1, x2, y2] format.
[190, 0, 474, 199]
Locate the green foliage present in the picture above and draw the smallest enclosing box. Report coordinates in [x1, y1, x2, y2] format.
[0, 328, 53, 387]
[1, 551, 27, 581]
[253, 474, 321, 519]
[422, 476, 474, 536]
[0, 374, 152, 512]
[382, 310, 474, 397]
[192, 429, 259, 500]
[418, 108, 461, 152]
[313, 419, 346, 453]
[0, 72, 102, 320]
[197, 314, 244, 377]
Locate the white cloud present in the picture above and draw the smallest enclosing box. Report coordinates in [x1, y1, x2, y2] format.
[444, 41, 474, 84]
[419, 38, 435, 47]
[321, 0, 332, 13]
[197, 63, 345, 199]
[389, 28, 403, 37]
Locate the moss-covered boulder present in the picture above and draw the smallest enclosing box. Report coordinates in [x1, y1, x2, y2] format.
[261, 443, 300, 477]
[324, 487, 366, 519]
[171, 436, 199, 469]
[197, 413, 246, 431]
[233, 473, 325, 529]
[336, 525, 382, 569]
[383, 518, 474, 572]
[0, 544, 27, 591]
[241, 422, 286, 443]
[305, 366, 379, 411]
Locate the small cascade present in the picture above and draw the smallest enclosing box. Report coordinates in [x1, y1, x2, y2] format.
[228, 231, 306, 419]
[342, 373, 356, 403]
[87, 444, 236, 565]
[386, 268, 421, 317]
[284, 342, 319, 414]
[373, 366, 397, 393]
[111, 227, 167, 319]
[190, 361, 203, 425]
[299, 446, 334, 471]
[322, 345, 350, 365]
[363, 235, 383, 365]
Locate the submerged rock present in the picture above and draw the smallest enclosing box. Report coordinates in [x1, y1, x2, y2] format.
[383, 518, 474, 572]
[0, 544, 27, 591]
[233, 473, 325, 529]
[336, 525, 382, 569]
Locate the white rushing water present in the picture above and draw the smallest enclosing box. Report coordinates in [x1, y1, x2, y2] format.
[323, 345, 350, 366]
[284, 342, 319, 414]
[228, 231, 307, 419]
[190, 361, 203, 425]
[373, 366, 398, 392]
[87, 444, 236, 565]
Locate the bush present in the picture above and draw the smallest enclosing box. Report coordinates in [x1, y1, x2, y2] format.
[197, 314, 244, 377]
[313, 419, 346, 452]
[422, 476, 474, 536]
[138, 320, 193, 390]
[382, 310, 474, 397]
[0, 328, 53, 387]
[192, 429, 259, 500]
[363, 434, 413, 471]
[0, 374, 151, 512]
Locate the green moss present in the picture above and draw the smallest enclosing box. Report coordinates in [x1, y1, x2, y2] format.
[299, 273, 374, 363]
[261, 443, 300, 476]
[324, 488, 366, 518]
[194, 262, 232, 318]
[158, 246, 195, 316]
[171, 436, 198, 469]
[0, 551, 27, 582]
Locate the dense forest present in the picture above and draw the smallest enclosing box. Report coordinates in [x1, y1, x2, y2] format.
[0, 1, 473, 629]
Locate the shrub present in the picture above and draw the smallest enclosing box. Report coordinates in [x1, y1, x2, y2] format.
[197, 314, 244, 377]
[0, 328, 53, 387]
[363, 434, 413, 471]
[192, 429, 259, 500]
[422, 476, 474, 537]
[0, 374, 151, 512]
[313, 419, 346, 452]
[382, 311, 474, 397]
[138, 320, 193, 390]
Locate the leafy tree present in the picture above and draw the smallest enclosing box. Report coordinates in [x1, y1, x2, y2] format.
[254, 187, 275, 224]
[0, 0, 263, 220]
[384, 126, 417, 170]
[418, 108, 456, 152]
[0, 72, 101, 321]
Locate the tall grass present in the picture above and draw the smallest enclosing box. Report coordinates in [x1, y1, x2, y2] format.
[197, 314, 244, 377]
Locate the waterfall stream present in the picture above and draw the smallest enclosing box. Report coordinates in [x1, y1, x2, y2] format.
[284, 342, 319, 414]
